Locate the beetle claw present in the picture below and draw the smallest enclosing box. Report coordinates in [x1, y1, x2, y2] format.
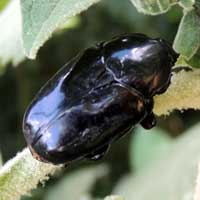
[140, 112, 156, 130]
[85, 145, 109, 161]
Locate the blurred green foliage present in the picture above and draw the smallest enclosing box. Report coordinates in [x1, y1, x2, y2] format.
[0, 0, 9, 11]
[114, 123, 200, 200]
[44, 165, 108, 200]
[0, 152, 2, 167]
[130, 127, 172, 171]
[0, 0, 200, 199]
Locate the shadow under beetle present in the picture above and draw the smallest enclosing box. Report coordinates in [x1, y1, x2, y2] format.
[23, 33, 178, 164]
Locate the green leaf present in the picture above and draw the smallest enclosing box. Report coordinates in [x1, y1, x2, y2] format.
[173, 9, 200, 59]
[130, 127, 172, 171]
[154, 69, 200, 115]
[175, 55, 189, 66]
[0, 0, 25, 66]
[114, 123, 200, 200]
[185, 49, 200, 68]
[57, 16, 81, 31]
[45, 165, 109, 200]
[20, 0, 101, 59]
[129, 0, 176, 15]
[178, 0, 195, 9]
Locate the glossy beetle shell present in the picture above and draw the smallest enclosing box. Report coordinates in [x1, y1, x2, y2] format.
[23, 33, 178, 164]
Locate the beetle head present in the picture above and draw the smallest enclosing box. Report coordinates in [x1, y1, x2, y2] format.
[102, 33, 179, 97]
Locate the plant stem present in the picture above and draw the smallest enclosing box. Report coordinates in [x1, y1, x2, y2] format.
[0, 148, 61, 200]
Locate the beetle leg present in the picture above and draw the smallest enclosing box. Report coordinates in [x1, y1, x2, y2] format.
[85, 145, 109, 161]
[140, 112, 156, 129]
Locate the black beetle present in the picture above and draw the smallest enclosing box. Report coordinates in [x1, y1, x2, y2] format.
[23, 33, 178, 164]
